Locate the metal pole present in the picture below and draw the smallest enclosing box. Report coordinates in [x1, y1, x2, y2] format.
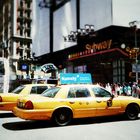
[135, 26, 138, 83]
[136, 51, 138, 83]
[129, 21, 139, 83]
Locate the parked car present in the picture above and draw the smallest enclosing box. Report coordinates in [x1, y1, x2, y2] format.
[0, 84, 53, 111]
[13, 84, 140, 126]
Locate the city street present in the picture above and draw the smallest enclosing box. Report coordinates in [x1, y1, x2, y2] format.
[1, 1, 140, 140]
[0, 111, 140, 140]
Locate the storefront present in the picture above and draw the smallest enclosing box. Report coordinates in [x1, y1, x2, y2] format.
[67, 45, 128, 84]
[65, 26, 140, 84]
[37, 25, 140, 84]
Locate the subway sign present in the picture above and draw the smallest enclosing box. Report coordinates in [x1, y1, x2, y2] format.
[68, 39, 112, 60]
[60, 73, 92, 84]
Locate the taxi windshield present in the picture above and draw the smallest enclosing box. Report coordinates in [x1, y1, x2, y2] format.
[12, 85, 25, 94]
[42, 87, 60, 98]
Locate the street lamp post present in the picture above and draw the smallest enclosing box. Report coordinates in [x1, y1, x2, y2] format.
[129, 20, 140, 83]
[63, 24, 95, 42]
[135, 48, 139, 83]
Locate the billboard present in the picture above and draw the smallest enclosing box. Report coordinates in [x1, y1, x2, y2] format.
[60, 73, 92, 84]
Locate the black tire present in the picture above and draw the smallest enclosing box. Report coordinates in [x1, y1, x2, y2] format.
[53, 108, 72, 126]
[125, 104, 139, 120]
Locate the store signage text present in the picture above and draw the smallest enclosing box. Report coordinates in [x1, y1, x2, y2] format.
[68, 39, 112, 60]
[85, 39, 112, 51]
[60, 73, 92, 84]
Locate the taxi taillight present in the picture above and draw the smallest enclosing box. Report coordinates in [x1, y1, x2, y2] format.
[0, 96, 2, 102]
[24, 100, 33, 109]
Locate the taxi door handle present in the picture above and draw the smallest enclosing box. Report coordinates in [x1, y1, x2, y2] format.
[69, 101, 75, 104]
[79, 102, 82, 105]
[96, 101, 102, 103]
[103, 101, 107, 102]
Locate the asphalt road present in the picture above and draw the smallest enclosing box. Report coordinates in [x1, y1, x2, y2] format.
[0, 111, 140, 140]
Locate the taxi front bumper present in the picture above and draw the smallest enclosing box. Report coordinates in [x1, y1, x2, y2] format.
[0, 102, 16, 111]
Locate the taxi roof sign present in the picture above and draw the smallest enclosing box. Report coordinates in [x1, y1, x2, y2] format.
[60, 73, 92, 84]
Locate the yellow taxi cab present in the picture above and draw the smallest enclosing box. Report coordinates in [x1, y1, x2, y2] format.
[13, 84, 140, 126]
[0, 84, 53, 111]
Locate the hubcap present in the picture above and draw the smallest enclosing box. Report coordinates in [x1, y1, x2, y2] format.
[59, 114, 65, 121]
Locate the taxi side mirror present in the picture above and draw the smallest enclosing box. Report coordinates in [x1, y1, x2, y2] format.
[107, 95, 114, 107]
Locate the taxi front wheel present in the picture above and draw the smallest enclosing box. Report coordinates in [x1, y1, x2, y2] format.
[125, 104, 139, 120]
[52, 108, 72, 126]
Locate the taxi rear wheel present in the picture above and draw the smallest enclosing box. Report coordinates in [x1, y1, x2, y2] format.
[125, 104, 139, 120]
[53, 108, 72, 126]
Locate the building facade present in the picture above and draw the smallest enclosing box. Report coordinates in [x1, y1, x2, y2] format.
[36, 0, 140, 84]
[0, 0, 140, 92]
[0, 0, 33, 92]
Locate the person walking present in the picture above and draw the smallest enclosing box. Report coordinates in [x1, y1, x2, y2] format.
[132, 82, 139, 98]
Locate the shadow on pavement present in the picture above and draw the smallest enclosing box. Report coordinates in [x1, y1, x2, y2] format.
[2, 115, 140, 131]
[0, 112, 16, 118]
[72, 115, 140, 125]
[2, 120, 54, 131]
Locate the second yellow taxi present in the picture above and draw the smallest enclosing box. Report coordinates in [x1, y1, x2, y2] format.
[0, 84, 53, 111]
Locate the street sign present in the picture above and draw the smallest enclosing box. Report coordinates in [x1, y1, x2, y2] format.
[41, 63, 57, 73]
[132, 64, 140, 72]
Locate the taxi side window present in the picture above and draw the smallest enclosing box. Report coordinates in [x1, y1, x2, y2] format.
[92, 87, 111, 97]
[31, 86, 48, 94]
[68, 87, 91, 98]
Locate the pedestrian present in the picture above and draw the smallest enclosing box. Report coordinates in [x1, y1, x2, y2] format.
[116, 83, 122, 95]
[127, 84, 131, 96]
[105, 83, 112, 93]
[132, 82, 139, 98]
[122, 83, 128, 96]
